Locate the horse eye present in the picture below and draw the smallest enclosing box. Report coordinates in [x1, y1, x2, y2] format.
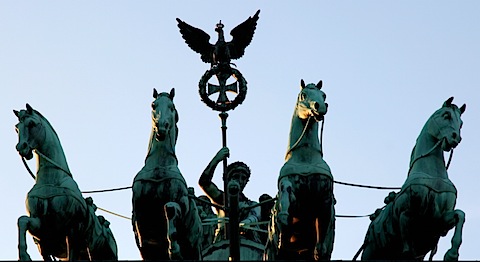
[151, 102, 156, 109]
[443, 112, 452, 120]
[27, 121, 36, 128]
[300, 93, 305, 100]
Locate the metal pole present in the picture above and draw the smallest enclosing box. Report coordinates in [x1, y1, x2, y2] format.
[219, 111, 229, 240]
[228, 181, 240, 261]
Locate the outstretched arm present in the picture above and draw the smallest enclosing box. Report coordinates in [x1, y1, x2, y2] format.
[199, 147, 229, 205]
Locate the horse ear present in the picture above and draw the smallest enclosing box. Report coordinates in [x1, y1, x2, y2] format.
[316, 80, 323, 89]
[460, 104, 466, 114]
[169, 88, 175, 99]
[300, 79, 305, 89]
[26, 103, 33, 114]
[153, 88, 158, 98]
[443, 97, 454, 107]
[13, 110, 19, 118]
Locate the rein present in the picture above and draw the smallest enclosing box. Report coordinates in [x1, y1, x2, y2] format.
[408, 137, 454, 175]
[21, 149, 73, 180]
[286, 116, 325, 158]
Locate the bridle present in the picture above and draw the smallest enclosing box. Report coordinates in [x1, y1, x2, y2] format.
[286, 114, 325, 158]
[21, 149, 74, 180]
[18, 119, 73, 180]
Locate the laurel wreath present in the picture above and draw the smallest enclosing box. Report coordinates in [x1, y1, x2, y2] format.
[198, 67, 248, 112]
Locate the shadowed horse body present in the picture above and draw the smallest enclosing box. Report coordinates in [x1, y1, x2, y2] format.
[132, 88, 202, 260]
[14, 104, 117, 261]
[265, 80, 335, 261]
[358, 97, 466, 261]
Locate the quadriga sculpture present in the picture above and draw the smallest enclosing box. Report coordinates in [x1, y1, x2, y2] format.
[357, 97, 466, 261]
[14, 104, 117, 261]
[264, 80, 335, 261]
[132, 88, 202, 260]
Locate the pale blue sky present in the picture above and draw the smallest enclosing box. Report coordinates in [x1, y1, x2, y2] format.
[1, 1, 479, 260]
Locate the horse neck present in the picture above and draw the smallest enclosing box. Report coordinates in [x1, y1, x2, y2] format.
[285, 113, 322, 163]
[35, 123, 72, 184]
[144, 128, 178, 168]
[409, 126, 447, 178]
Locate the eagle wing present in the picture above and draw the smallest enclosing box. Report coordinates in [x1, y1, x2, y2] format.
[228, 10, 260, 60]
[176, 18, 214, 63]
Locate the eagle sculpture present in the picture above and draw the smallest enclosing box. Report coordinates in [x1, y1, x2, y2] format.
[176, 10, 260, 68]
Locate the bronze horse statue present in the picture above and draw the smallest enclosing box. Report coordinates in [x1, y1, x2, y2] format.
[132, 88, 202, 260]
[265, 80, 335, 260]
[14, 104, 118, 261]
[357, 97, 466, 261]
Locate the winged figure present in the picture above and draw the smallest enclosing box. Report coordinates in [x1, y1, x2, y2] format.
[176, 10, 260, 68]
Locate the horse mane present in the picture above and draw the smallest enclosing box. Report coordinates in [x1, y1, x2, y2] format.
[31, 109, 60, 141]
[408, 103, 461, 170]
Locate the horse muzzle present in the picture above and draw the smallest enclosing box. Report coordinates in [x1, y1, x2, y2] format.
[442, 134, 461, 151]
[155, 129, 168, 141]
[16, 142, 33, 160]
[311, 102, 328, 121]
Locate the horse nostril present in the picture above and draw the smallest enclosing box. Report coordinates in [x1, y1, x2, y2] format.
[313, 102, 319, 110]
[17, 142, 26, 150]
[452, 132, 457, 139]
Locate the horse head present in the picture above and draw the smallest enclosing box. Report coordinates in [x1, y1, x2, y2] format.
[296, 79, 328, 121]
[14, 104, 46, 160]
[151, 88, 179, 142]
[427, 97, 466, 152]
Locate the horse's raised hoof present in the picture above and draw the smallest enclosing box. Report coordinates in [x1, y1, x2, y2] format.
[169, 249, 183, 261]
[444, 248, 459, 261]
[19, 252, 32, 261]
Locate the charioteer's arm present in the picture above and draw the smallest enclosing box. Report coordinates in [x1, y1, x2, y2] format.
[199, 147, 229, 205]
[240, 203, 260, 225]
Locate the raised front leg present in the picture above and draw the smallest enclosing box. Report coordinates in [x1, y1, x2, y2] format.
[443, 209, 465, 261]
[165, 202, 182, 260]
[277, 178, 295, 229]
[18, 215, 41, 261]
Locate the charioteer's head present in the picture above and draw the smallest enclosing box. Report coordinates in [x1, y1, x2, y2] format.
[226, 161, 251, 191]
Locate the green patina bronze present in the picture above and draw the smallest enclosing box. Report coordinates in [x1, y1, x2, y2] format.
[177, 10, 259, 112]
[198, 147, 266, 260]
[14, 104, 118, 261]
[131, 88, 203, 260]
[265, 80, 336, 261]
[357, 97, 466, 261]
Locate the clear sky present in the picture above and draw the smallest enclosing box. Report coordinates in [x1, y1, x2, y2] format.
[1, 1, 479, 260]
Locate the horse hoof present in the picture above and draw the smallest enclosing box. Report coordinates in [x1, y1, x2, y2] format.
[314, 243, 327, 260]
[444, 249, 459, 261]
[19, 253, 32, 261]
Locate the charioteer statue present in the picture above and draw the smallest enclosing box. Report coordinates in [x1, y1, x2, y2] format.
[177, 10, 270, 261]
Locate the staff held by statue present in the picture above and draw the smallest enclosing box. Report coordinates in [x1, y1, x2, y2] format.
[176, 10, 260, 261]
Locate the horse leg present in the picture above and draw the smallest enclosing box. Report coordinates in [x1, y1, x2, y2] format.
[18, 215, 41, 261]
[277, 178, 295, 229]
[443, 209, 465, 261]
[314, 181, 334, 260]
[276, 178, 295, 253]
[165, 202, 183, 260]
[399, 210, 415, 258]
